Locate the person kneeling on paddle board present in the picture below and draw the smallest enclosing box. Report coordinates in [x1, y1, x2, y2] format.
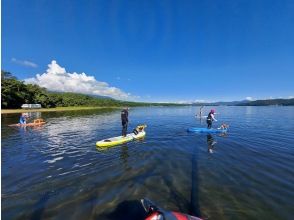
[206, 109, 217, 129]
[121, 107, 129, 137]
[19, 113, 28, 124]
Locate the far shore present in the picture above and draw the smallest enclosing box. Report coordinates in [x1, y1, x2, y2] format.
[1, 106, 122, 114]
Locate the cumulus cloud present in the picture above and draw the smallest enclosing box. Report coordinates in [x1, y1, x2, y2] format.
[245, 97, 254, 101]
[25, 60, 132, 100]
[11, 58, 38, 68]
[194, 99, 207, 103]
[175, 100, 192, 104]
[174, 99, 207, 104]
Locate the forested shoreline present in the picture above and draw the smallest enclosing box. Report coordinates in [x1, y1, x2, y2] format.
[1, 71, 183, 109]
[2, 71, 293, 109]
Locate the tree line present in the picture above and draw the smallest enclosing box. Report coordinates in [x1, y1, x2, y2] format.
[1, 71, 183, 109]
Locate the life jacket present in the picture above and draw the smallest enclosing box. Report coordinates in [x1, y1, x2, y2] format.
[146, 210, 202, 220]
[133, 128, 139, 135]
[207, 112, 213, 121]
[142, 198, 202, 220]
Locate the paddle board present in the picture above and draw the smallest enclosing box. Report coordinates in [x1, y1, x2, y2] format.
[96, 131, 146, 147]
[187, 127, 227, 133]
[9, 119, 46, 127]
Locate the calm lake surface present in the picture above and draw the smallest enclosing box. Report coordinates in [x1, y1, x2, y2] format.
[1, 106, 294, 220]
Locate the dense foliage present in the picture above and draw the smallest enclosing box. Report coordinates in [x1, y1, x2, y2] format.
[1, 71, 183, 109]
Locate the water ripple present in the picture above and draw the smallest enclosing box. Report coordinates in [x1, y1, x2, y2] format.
[1, 106, 294, 220]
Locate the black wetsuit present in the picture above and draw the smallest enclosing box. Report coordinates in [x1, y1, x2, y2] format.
[121, 109, 129, 136]
[206, 112, 213, 129]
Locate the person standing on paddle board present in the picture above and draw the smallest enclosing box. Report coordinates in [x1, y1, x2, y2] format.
[199, 106, 204, 117]
[195, 106, 204, 118]
[121, 107, 129, 137]
[206, 109, 217, 129]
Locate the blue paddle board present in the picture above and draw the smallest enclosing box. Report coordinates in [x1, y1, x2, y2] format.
[187, 127, 227, 133]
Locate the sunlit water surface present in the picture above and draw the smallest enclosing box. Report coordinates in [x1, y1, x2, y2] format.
[2, 106, 294, 220]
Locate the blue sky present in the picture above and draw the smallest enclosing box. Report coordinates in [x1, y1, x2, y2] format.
[2, 0, 294, 102]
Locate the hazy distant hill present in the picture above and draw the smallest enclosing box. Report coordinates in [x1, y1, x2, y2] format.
[236, 98, 294, 106]
[192, 100, 250, 106]
[192, 98, 294, 106]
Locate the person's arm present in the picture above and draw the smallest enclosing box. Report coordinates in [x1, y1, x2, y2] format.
[211, 114, 217, 122]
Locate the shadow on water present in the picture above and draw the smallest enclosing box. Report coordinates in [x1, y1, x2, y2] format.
[99, 200, 147, 220]
[30, 191, 52, 220]
[190, 139, 202, 217]
[120, 144, 131, 171]
[190, 132, 222, 217]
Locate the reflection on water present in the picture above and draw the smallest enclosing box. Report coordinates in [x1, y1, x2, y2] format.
[207, 134, 217, 154]
[2, 106, 294, 220]
[120, 144, 131, 171]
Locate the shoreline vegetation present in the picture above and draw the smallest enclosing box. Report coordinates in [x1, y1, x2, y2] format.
[1, 71, 186, 112]
[2, 71, 294, 113]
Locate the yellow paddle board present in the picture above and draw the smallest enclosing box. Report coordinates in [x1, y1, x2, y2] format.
[96, 131, 146, 147]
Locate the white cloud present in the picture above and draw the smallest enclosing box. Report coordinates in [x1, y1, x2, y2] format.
[173, 99, 207, 104]
[11, 58, 38, 68]
[289, 96, 294, 99]
[175, 100, 192, 104]
[25, 60, 132, 100]
[194, 99, 207, 103]
[245, 97, 254, 101]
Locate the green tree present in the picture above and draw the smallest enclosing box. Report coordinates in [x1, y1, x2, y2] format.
[1, 72, 28, 108]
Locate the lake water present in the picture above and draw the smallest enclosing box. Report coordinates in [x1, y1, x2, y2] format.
[1, 106, 294, 220]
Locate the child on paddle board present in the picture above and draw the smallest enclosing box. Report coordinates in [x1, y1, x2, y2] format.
[206, 109, 217, 129]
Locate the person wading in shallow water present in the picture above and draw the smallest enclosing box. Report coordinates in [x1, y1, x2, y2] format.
[121, 107, 129, 137]
[206, 109, 217, 129]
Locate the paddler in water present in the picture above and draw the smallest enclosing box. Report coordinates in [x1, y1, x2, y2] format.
[199, 105, 204, 117]
[206, 109, 217, 129]
[121, 107, 129, 137]
[19, 113, 28, 124]
[195, 106, 204, 118]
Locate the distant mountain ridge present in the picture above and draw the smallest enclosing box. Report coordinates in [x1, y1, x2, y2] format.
[236, 98, 294, 106]
[192, 98, 294, 106]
